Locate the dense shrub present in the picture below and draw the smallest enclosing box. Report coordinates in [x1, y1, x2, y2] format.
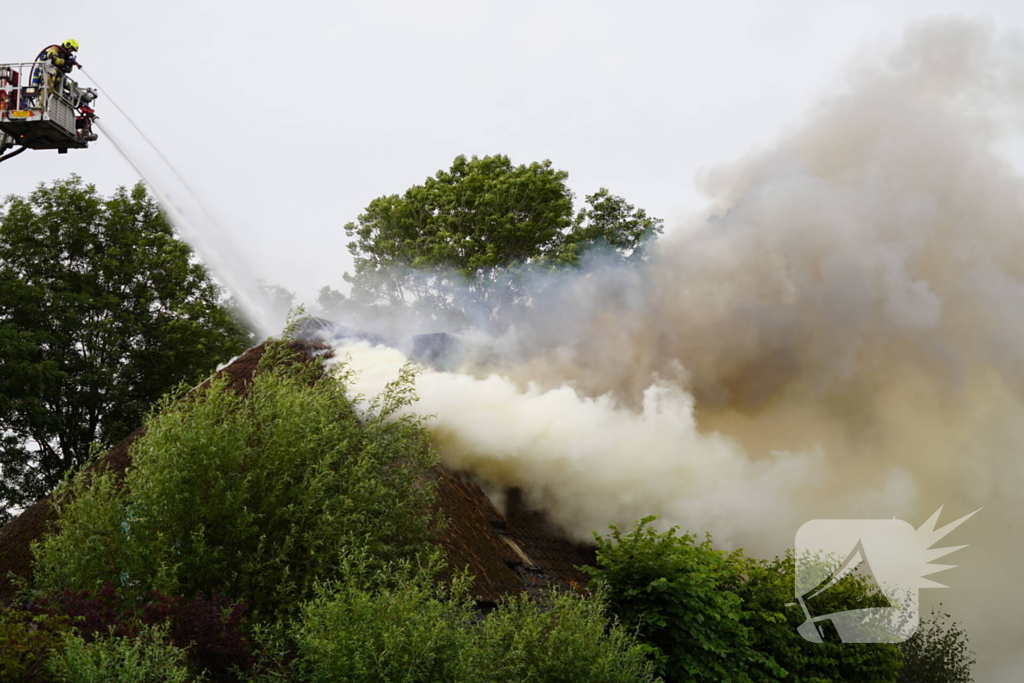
[142, 592, 253, 680]
[0, 609, 71, 683]
[30, 342, 438, 622]
[24, 585, 251, 681]
[458, 591, 658, 683]
[898, 607, 974, 683]
[585, 518, 779, 682]
[586, 518, 903, 683]
[291, 553, 658, 683]
[46, 624, 192, 683]
[27, 584, 128, 641]
[293, 555, 471, 683]
[2, 608, 194, 683]
[734, 553, 902, 683]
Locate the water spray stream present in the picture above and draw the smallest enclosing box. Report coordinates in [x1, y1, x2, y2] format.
[83, 69, 276, 337]
[82, 68, 212, 210]
[94, 119, 273, 336]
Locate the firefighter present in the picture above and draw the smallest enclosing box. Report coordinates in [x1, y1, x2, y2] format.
[37, 40, 79, 74]
[30, 39, 80, 95]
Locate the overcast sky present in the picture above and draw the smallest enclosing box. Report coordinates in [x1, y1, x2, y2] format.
[5, 0, 1024, 303]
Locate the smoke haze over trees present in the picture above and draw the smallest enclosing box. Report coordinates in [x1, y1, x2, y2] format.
[318, 18, 1022, 679]
[320, 153, 663, 327]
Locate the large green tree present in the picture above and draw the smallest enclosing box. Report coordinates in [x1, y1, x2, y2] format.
[324, 154, 662, 320]
[0, 176, 252, 521]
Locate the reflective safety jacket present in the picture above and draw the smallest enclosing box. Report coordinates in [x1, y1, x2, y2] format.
[35, 45, 76, 74]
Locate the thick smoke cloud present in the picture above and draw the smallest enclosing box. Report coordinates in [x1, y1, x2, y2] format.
[329, 19, 1024, 680]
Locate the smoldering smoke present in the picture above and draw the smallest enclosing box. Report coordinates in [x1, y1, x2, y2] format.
[330, 18, 1024, 681]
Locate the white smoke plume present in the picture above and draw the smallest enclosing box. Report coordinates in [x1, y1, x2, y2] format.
[327, 18, 1024, 680]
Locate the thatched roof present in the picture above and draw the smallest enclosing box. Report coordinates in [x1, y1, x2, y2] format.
[0, 340, 592, 605]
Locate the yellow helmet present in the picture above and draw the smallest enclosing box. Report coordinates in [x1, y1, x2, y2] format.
[63, 39, 79, 51]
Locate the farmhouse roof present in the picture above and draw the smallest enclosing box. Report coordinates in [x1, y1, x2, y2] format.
[0, 340, 592, 605]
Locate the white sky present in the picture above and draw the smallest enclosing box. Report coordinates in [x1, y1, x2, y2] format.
[6, 0, 1024, 304]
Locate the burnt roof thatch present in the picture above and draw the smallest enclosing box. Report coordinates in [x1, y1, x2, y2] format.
[431, 469, 594, 603]
[0, 340, 593, 605]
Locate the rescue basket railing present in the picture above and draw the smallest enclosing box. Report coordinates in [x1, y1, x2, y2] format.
[1, 62, 94, 111]
[0, 62, 98, 151]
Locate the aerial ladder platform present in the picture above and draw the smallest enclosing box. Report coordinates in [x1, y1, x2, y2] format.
[0, 62, 98, 163]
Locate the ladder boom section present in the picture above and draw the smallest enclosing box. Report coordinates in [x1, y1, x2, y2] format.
[0, 62, 98, 153]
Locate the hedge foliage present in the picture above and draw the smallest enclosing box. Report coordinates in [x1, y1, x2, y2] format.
[31, 343, 438, 622]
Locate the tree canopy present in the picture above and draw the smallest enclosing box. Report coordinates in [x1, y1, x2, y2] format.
[326, 154, 663, 321]
[0, 176, 252, 521]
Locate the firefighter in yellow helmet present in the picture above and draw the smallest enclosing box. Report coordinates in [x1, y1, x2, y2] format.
[31, 40, 80, 93]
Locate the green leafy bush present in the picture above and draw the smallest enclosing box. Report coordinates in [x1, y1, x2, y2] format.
[0, 609, 71, 683]
[585, 518, 779, 683]
[47, 624, 193, 683]
[293, 554, 471, 683]
[734, 553, 902, 683]
[898, 607, 974, 683]
[290, 552, 658, 683]
[586, 518, 903, 683]
[26, 584, 253, 680]
[31, 343, 439, 622]
[458, 591, 658, 683]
